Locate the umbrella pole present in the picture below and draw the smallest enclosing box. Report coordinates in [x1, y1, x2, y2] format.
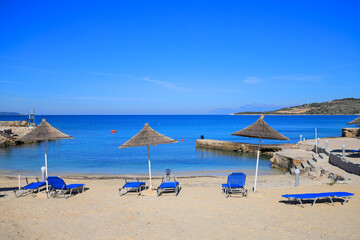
[147, 145, 152, 190]
[45, 140, 49, 192]
[254, 137, 261, 192]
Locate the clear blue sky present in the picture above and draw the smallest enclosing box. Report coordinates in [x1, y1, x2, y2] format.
[1, 1, 359, 114]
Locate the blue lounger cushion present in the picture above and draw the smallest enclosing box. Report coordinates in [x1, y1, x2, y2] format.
[46, 176, 85, 198]
[14, 180, 47, 198]
[123, 182, 146, 188]
[47, 176, 84, 190]
[23, 181, 46, 190]
[119, 180, 146, 196]
[159, 182, 179, 189]
[282, 192, 354, 199]
[222, 183, 244, 189]
[282, 192, 354, 207]
[222, 172, 248, 198]
[66, 184, 85, 189]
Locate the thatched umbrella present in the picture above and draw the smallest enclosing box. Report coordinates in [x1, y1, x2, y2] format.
[347, 116, 360, 125]
[231, 115, 289, 191]
[119, 123, 178, 189]
[19, 119, 73, 191]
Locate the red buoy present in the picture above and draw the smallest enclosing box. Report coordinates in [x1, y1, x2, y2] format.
[111, 130, 117, 133]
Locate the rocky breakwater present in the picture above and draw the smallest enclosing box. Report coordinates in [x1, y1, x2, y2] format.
[196, 139, 297, 155]
[0, 121, 34, 147]
[342, 128, 360, 138]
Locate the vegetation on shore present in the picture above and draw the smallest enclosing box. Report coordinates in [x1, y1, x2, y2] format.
[233, 98, 360, 115]
[0, 112, 21, 115]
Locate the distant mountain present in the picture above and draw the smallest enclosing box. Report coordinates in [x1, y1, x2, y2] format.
[0, 112, 22, 115]
[208, 103, 291, 115]
[233, 98, 360, 115]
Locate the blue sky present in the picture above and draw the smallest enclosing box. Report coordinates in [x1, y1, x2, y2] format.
[0, 1, 359, 114]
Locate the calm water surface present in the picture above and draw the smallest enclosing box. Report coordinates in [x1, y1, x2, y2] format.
[0, 115, 355, 176]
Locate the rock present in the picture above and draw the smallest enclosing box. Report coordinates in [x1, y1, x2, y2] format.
[271, 149, 314, 172]
[328, 173, 345, 181]
[308, 172, 318, 180]
[0, 121, 29, 127]
[342, 128, 360, 138]
[0, 125, 35, 148]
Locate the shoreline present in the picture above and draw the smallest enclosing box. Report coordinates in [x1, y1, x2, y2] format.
[0, 168, 283, 179]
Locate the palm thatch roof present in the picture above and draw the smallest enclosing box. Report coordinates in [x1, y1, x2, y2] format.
[231, 115, 289, 140]
[347, 116, 360, 125]
[119, 123, 178, 148]
[19, 119, 73, 141]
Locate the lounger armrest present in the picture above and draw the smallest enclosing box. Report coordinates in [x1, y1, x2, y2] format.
[36, 177, 40, 183]
[25, 177, 29, 185]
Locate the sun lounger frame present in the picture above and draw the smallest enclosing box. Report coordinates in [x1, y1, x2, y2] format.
[282, 192, 354, 208]
[46, 176, 85, 199]
[222, 172, 248, 198]
[14, 177, 46, 198]
[157, 176, 180, 197]
[350, 149, 360, 154]
[119, 178, 146, 196]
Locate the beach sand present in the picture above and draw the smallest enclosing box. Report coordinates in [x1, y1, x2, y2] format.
[1, 172, 360, 240]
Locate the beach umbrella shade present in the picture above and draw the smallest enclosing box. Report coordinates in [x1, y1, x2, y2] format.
[231, 115, 289, 191]
[347, 116, 360, 125]
[18, 119, 73, 191]
[119, 123, 178, 189]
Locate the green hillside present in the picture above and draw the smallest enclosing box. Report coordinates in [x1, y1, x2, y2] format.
[233, 98, 360, 115]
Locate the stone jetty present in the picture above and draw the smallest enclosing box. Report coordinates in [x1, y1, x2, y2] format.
[0, 121, 34, 147]
[196, 139, 296, 155]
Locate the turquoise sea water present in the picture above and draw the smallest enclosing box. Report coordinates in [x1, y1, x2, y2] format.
[0, 115, 356, 176]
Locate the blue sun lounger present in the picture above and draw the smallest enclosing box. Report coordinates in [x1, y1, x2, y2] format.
[282, 192, 354, 208]
[47, 176, 85, 198]
[222, 172, 248, 198]
[157, 177, 180, 197]
[119, 178, 146, 196]
[14, 177, 46, 198]
[350, 149, 360, 154]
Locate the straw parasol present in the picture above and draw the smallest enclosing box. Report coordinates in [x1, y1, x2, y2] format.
[119, 123, 178, 189]
[231, 115, 289, 191]
[19, 119, 73, 191]
[347, 116, 360, 125]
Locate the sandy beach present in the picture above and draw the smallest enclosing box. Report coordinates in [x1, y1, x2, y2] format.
[2, 0, 360, 239]
[1, 172, 360, 240]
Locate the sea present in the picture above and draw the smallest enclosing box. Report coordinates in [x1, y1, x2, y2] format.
[0, 115, 356, 176]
